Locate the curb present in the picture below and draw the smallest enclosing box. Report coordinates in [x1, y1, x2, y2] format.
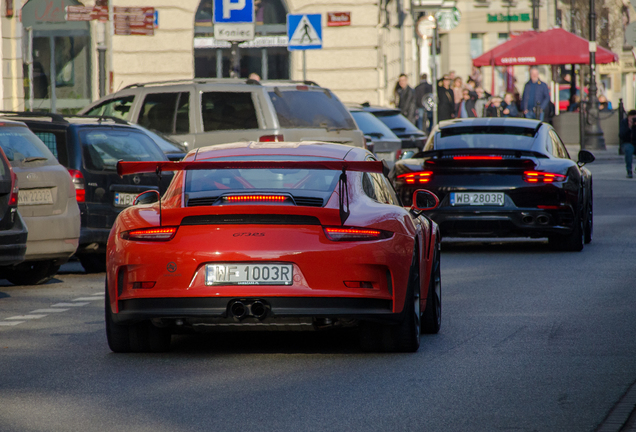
[595, 378, 636, 432]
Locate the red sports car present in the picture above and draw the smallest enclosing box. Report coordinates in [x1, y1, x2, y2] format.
[105, 142, 441, 353]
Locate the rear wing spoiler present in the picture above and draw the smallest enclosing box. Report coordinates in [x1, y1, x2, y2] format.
[116, 159, 386, 226]
[117, 160, 385, 177]
[416, 148, 548, 159]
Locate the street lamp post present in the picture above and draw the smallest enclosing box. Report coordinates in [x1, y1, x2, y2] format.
[583, 0, 606, 150]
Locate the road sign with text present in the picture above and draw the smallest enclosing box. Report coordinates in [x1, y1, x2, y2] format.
[287, 14, 322, 50]
[213, 0, 255, 41]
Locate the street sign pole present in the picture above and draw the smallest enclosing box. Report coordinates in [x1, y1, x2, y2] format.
[303, 51, 306, 81]
[213, 0, 255, 77]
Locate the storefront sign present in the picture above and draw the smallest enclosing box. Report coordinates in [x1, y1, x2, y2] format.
[327, 12, 350, 27]
[487, 13, 530, 23]
[435, 7, 461, 31]
[194, 35, 287, 49]
[114, 7, 155, 36]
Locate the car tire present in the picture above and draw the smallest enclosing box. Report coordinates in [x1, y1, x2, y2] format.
[358, 250, 421, 353]
[78, 254, 106, 273]
[129, 321, 171, 353]
[421, 247, 441, 334]
[584, 187, 593, 244]
[3, 260, 60, 286]
[105, 281, 131, 353]
[389, 250, 421, 352]
[549, 211, 584, 252]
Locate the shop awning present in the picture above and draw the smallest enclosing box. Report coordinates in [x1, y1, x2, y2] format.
[472, 28, 619, 67]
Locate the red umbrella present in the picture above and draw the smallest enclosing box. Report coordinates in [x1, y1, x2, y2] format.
[472, 28, 619, 67]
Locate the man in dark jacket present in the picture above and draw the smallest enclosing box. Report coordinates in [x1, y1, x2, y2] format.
[395, 74, 416, 124]
[521, 67, 550, 120]
[414, 73, 433, 132]
[458, 89, 478, 118]
[619, 109, 636, 178]
[437, 75, 455, 122]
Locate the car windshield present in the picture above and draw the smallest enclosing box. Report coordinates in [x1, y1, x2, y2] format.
[268, 89, 356, 130]
[372, 112, 421, 135]
[185, 155, 340, 195]
[436, 126, 537, 150]
[81, 129, 166, 171]
[350, 111, 399, 140]
[0, 126, 55, 164]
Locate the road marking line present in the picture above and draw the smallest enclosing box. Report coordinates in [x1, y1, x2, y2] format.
[51, 302, 90, 307]
[92, 293, 105, 296]
[31, 309, 69, 313]
[6, 315, 47, 320]
[72, 297, 103, 301]
[0, 321, 25, 326]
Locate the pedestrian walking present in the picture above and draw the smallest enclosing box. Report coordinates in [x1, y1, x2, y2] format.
[486, 96, 504, 117]
[474, 87, 489, 117]
[521, 67, 550, 120]
[618, 109, 636, 178]
[458, 89, 477, 118]
[395, 74, 417, 124]
[414, 73, 433, 132]
[437, 75, 455, 122]
[452, 77, 464, 116]
[502, 92, 519, 117]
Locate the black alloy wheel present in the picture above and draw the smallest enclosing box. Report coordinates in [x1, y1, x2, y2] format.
[3, 260, 60, 286]
[549, 210, 584, 252]
[421, 246, 441, 334]
[105, 280, 131, 353]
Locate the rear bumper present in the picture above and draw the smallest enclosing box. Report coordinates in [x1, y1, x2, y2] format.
[23, 205, 80, 261]
[113, 297, 395, 325]
[430, 207, 576, 238]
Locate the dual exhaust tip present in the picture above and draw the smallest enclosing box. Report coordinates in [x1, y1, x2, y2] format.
[230, 300, 268, 320]
[522, 214, 550, 225]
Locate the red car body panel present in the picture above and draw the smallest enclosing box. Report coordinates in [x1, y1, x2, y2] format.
[106, 142, 439, 325]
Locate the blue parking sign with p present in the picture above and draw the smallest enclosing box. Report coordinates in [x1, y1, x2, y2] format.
[213, 0, 254, 24]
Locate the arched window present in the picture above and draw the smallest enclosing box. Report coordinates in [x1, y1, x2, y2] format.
[194, 0, 289, 80]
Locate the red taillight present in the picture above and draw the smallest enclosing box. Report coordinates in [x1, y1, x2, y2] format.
[258, 134, 284, 142]
[523, 171, 567, 183]
[224, 195, 287, 203]
[537, 205, 562, 209]
[8, 171, 18, 207]
[323, 227, 392, 241]
[453, 155, 503, 160]
[397, 171, 433, 184]
[296, 85, 309, 91]
[68, 169, 85, 203]
[121, 227, 178, 241]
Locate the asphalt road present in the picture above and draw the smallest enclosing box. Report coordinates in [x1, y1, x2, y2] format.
[0, 156, 634, 432]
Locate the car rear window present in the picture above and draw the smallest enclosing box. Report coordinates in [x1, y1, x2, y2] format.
[138, 92, 190, 135]
[350, 111, 398, 139]
[268, 89, 355, 130]
[201, 92, 258, 131]
[185, 155, 339, 195]
[372, 112, 421, 134]
[436, 126, 537, 150]
[84, 95, 134, 120]
[0, 126, 55, 164]
[80, 129, 166, 171]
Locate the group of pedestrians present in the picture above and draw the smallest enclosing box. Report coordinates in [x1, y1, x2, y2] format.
[393, 67, 553, 134]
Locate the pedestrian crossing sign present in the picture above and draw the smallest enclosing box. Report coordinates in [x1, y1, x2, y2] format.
[287, 14, 322, 50]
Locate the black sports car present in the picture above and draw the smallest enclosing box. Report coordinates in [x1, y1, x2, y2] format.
[391, 118, 594, 251]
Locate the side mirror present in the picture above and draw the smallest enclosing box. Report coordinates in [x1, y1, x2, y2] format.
[400, 150, 415, 160]
[412, 189, 439, 211]
[134, 190, 160, 206]
[577, 150, 595, 165]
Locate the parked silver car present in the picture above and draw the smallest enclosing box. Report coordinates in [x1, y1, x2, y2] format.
[79, 79, 365, 150]
[0, 119, 80, 285]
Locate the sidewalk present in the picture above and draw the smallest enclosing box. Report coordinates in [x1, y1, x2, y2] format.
[565, 144, 623, 161]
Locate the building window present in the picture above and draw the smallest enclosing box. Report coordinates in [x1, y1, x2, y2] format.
[470, 33, 484, 59]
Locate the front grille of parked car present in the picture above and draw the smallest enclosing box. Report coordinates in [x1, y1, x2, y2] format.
[181, 214, 321, 226]
[187, 195, 323, 207]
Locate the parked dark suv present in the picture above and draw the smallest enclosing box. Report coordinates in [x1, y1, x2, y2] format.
[0, 147, 27, 268]
[0, 113, 171, 273]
